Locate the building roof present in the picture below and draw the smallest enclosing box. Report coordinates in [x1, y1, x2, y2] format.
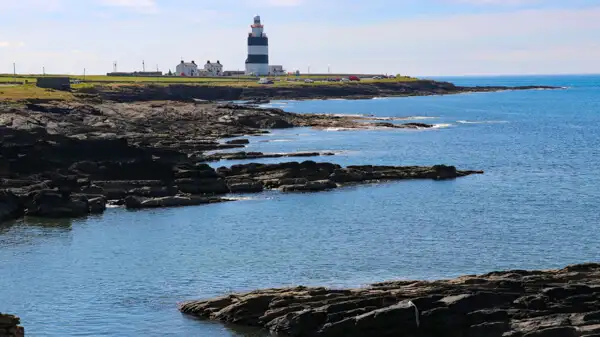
[178, 61, 198, 67]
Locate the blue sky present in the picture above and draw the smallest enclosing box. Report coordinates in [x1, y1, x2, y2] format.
[1, 0, 600, 76]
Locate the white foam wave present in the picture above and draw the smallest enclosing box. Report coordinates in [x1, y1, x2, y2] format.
[264, 139, 294, 142]
[331, 113, 365, 117]
[431, 123, 453, 129]
[456, 120, 509, 124]
[323, 127, 355, 132]
[224, 196, 256, 201]
[369, 116, 438, 121]
[405, 116, 438, 120]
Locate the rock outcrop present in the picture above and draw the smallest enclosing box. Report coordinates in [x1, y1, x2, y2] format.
[204, 151, 335, 162]
[179, 263, 600, 337]
[217, 162, 482, 192]
[25, 190, 90, 218]
[76, 81, 559, 102]
[0, 314, 24, 337]
[124, 195, 229, 209]
[0, 101, 481, 219]
[0, 190, 23, 223]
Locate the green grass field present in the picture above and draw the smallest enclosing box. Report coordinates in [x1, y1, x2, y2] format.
[0, 74, 421, 101]
[0, 84, 75, 101]
[0, 73, 419, 84]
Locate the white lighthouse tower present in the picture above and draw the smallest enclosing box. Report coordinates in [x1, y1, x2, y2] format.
[245, 15, 269, 76]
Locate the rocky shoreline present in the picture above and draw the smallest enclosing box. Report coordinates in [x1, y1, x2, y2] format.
[0, 314, 23, 337]
[0, 101, 480, 221]
[72, 81, 560, 103]
[0, 80, 576, 336]
[179, 263, 600, 337]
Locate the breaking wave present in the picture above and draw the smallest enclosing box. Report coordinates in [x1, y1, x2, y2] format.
[456, 120, 509, 124]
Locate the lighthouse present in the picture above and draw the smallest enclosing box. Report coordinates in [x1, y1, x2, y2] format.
[245, 15, 269, 76]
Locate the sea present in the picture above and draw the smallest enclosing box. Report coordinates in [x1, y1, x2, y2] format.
[1, 74, 599, 336]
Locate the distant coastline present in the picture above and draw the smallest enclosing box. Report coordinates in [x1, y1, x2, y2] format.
[0, 73, 561, 104]
[74, 81, 561, 103]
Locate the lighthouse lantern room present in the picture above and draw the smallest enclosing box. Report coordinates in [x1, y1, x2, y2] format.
[245, 15, 269, 76]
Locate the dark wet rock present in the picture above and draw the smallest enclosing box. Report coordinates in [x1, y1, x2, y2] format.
[205, 151, 335, 162]
[0, 190, 23, 223]
[329, 169, 367, 183]
[127, 186, 178, 198]
[227, 179, 264, 193]
[88, 196, 107, 214]
[175, 178, 230, 195]
[370, 121, 433, 129]
[25, 190, 89, 218]
[0, 313, 24, 337]
[174, 166, 221, 179]
[225, 139, 250, 145]
[402, 122, 434, 128]
[279, 180, 337, 192]
[221, 162, 482, 192]
[81, 184, 104, 195]
[124, 195, 229, 209]
[179, 263, 600, 337]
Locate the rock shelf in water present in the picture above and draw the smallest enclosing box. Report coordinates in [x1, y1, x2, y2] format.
[0, 101, 479, 220]
[0, 313, 24, 337]
[1, 162, 481, 215]
[79, 81, 560, 102]
[204, 151, 336, 162]
[179, 263, 600, 337]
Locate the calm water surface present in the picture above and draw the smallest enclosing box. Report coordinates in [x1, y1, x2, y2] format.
[1, 75, 599, 336]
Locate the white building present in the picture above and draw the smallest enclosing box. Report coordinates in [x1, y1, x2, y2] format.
[245, 15, 269, 76]
[269, 65, 285, 75]
[204, 60, 223, 76]
[176, 60, 199, 76]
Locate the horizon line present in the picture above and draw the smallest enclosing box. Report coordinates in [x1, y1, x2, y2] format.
[1, 72, 600, 78]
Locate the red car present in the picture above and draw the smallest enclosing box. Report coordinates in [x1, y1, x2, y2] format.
[349, 76, 360, 81]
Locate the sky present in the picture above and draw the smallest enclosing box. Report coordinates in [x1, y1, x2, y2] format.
[1, 0, 600, 76]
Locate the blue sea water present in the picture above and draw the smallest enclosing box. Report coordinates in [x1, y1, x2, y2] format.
[1, 75, 600, 336]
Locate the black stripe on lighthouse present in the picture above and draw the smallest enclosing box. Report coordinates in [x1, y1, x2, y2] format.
[245, 55, 269, 64]
[248, 36, 269, 46]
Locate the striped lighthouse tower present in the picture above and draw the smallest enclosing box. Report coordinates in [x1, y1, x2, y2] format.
[245, 15, 269, 76]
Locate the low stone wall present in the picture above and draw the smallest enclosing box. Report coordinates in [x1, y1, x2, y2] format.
[36, 77, 71, 91]
[0, 314, 24, 337]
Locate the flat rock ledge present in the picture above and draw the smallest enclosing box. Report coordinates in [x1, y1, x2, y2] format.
[0, 314, 24, 337]
[179, 263, 600, 337]
[1, 162, 482, 220]
[204, 151, 336, 162]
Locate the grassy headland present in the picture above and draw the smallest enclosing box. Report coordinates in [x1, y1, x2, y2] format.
[0, 74, 419, 85]
[0, 84, 75, 101]
[0, 74, 422, 102]
[0, 74, 558, 103]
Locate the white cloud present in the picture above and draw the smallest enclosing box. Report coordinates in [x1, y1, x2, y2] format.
[0, 41, 26, 48]
[451, 0, 542, 5]
[97, 0, 158, 13]
[264, 6, 600, 75]
[264, 0, 304, 6]
[1, 4, 600, 75]
[0, 0, 65, 12]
